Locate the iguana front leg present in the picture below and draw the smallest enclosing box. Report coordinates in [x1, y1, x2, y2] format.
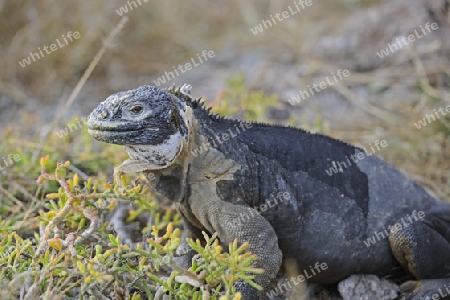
[172, 218, 205, 269]
[113, 159, 165, 186]
[189, 196, 283, 299]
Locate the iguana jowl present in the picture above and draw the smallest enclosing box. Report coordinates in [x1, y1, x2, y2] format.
[87, 84, 450, 299]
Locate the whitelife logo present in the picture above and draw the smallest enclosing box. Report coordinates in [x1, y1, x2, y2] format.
[116, 0, 149, 16]
[325, 140, 388, 176]
[376, 22, 439, 58]
[250, 0, 313, 35]
[18, 31, 81, 68]
[288, 69, 350, 106]
[413, 104, 450, 129]
[0, 153, 21, 171]
[153, 50, 215, 87]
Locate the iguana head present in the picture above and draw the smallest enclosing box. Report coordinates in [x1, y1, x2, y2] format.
[87, 85, 191, 168]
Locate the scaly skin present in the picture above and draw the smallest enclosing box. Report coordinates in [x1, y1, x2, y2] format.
[88, 84, 450, 300]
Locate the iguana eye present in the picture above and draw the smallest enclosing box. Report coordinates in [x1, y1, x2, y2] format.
[129, 105, 143, 114]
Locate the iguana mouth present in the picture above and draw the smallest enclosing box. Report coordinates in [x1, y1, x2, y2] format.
[87, 120, 146, 132]
[87, 127, 161, 146]
[87, 128, 145, 141]
[88, 127, 159, 133]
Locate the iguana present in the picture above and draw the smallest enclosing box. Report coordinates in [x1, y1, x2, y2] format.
[87, 84, 450, 300]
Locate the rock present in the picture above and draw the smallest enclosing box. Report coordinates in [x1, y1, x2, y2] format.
[338, 274, 400, 300]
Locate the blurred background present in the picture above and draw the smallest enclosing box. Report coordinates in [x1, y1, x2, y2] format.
[1, 0, 449, 199]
